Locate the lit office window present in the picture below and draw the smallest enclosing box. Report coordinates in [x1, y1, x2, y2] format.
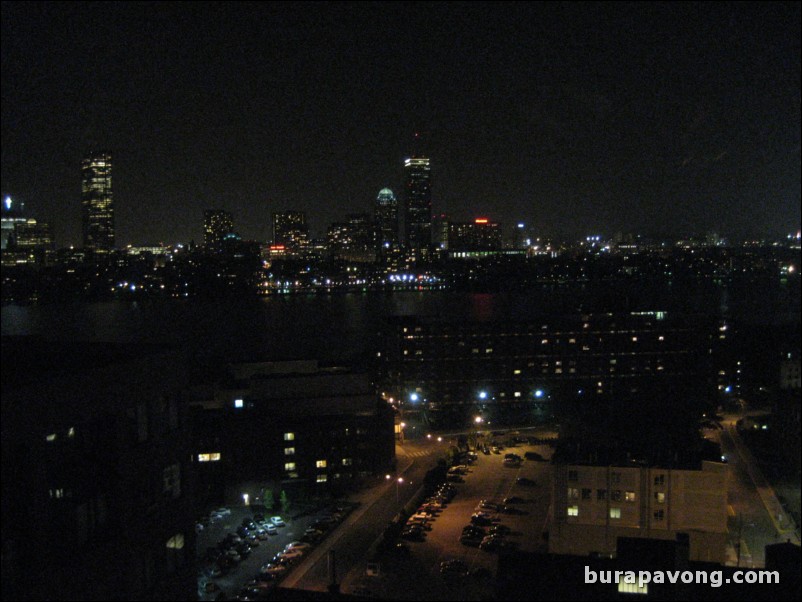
[655, 492, 666, 504]
[567, 506, 579, 517]
[316, 460, 327, 468]
[625, 491, 636, 502]
[317, 474, 328, 483]
[197, 453, 221, 462]
[610, 508, 621, 519]
[342, 458, 352, 466]
[284, 462, 296, 472]
[284, 447, 295, 456]
[284, 432, 295, 441]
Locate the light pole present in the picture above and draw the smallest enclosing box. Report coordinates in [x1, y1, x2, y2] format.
[386, 475, 404, 503]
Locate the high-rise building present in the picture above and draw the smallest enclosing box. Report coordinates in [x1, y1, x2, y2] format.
[81, 152, 114, 253]
[13, 218, 54, 265]
[374, 188, 398, 249]
[1, 196, 27, 250]
[203, 209, 234, 249]
[272, 210, 309, 255]
[432, 213, 449, 250]
[448, 218, 502, 251]
[403, 157, 432, 250]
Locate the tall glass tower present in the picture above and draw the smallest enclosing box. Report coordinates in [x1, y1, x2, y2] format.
[374, 188, 398, 248]
[403, 157, 431, 250]
[81, 151, 114, 253]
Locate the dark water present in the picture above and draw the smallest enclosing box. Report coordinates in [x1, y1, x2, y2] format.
[2, 282, 798, 362]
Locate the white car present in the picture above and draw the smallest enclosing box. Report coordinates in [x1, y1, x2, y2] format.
[270, 516, 286, 527]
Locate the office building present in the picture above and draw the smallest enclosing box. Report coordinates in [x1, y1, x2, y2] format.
[374, 188, 398, 248]
[403, 157, 432, 250]
[203, 209, 234, 249]
[81, 151, 114, 253]
[549, 459, 728, 563]
[448, 218, 502, 251]
[1, 196, 27, 250]
[272, 210, 309, 255]
[432, 213, 449, 250]
[13, 218, 54, 265]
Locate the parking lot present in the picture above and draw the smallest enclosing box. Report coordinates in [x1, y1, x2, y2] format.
[348, 436, 556, 600]
[196, 502, 354, 600]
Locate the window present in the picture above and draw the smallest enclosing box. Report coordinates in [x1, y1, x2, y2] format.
[284, 447, 295, 456]
[316, 474, 327, 483]
[655, 492, 665, 504]
[610, 508, 621, 519]
[611, 472, 621, 483]
[568, 470, 578, 482]
[611, 490, 622, 501]
[46, 433, 57, 442]
[342, 458, 352, 466]
[197, 453, 221, 462]
[514, 391, 521, 397]
[234, 398, 244, 409]
[163, 464, 181, 499]
[654, 475, 665, 486]
[165, 533, 185, 574]
[567, 506, 579, 517]
[67, 427, 76, 438]
[568, 487, 580, 499]
[653, 510, 665, 521]
[284, 432, 295, 441]
[581, 488, 592, 500]
[513, 369, 521, 375]
[485, 348, 493, 354]
[284, 462, 296, 472]
[625, 491, 636, 502]
[597, 489, 607, 501]
[316, 460, 327, 468]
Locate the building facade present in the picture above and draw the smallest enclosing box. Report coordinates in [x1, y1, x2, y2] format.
[549, 461, 729, 563]
[1, 195, 27, 250]
[448, 218, 502, 251]
[203, 209, 234, 249]
[403, 157, 432, 251]
[379, 312, 715, 422]
[1, 339, 195, 601]
[81, 151, 115, 253]
[374, 188, 398, 249]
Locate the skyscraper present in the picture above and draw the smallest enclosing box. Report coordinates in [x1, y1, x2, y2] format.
[374, 188, 398, 248]
[272, 210, 309, 255]
[403, 156, 432, 250]
[81, 152, 114, 253]
[204, 209, 234, 249]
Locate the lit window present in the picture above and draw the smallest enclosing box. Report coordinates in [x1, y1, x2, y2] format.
[658, 336, 665, 341]
[625, 491, 636, 502]
[67, 427, 76, 438]
[569, 338, 576, 344]
[316, 460, 327, 468]
[568, 487, 580, 499]
[284, 447, 295, 456]
[610, 508, 621, 519]
[46, 433, 57, 442]
[342, 458, 352, 466]
[284, 462, 296, 472]
[513, 369, 521, 375]
[403, 350, 408, 355]
[317, 474, 327, 483]
[655, 492, 665, 504]
[197, 453, 221, 462]
[472, 348, 479, 354]
[632, 336, 638, 342]
[485, 348, 493, 353]
[514, 391, 521, 398]
[166, 533, 184, 549]
[567, 506, 579, 517]
[541, 339, 548, 344]
[284, 432, 295, 441]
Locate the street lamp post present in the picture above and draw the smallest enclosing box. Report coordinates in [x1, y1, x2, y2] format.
[386, 475, 404, 503]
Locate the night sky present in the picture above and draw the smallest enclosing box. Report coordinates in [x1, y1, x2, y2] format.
[2, 1, 800, 247]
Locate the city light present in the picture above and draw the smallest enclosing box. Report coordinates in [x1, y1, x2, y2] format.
[409, 392, 419, 402]
[478, 390, 487, 400]
[534, 389, 544, 398]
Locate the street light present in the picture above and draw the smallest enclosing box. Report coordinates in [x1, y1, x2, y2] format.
[386, 475, 404, 503]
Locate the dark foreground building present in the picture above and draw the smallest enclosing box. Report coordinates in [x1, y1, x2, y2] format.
[190, 360, 396, 508]
[1, 338, 195, 601]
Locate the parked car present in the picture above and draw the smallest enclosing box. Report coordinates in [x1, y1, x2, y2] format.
[503, 496, 526, 504]
[284, 541, 312, 552]
[471, 513, 492, 526]
[270, 516, 286, 527]
[516, 477, 537, 486]
[278, 549, 304, 562]
[440, 559, 469, 576]
[260, 562, 288, 575]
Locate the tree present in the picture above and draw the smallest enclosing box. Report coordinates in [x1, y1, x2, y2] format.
[280, 490, 290, 513]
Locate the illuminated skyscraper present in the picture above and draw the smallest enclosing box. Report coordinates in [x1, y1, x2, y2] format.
[81, 152, 114, 252]
[403, 156, 432, 250]
[204, 209, 234, 249]
[374, 188, 398, 248]
[1, 196, 27, 250]
[272, 210, 309, 255]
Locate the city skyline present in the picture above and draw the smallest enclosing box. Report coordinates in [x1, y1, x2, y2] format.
[1, 2, 800, 247]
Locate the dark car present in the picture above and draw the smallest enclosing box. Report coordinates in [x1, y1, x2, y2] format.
[236, 542, 252, 557]
[525, 451, 546, 461]
[516, 477, 537, 486]
[471, 514, 493, 526]
[242, 518, 257, 529]
[440, 559, 469, 576]
[253, 512, 265, 522]
[236, 526, 250, 538]
[503, 496, 526, 504]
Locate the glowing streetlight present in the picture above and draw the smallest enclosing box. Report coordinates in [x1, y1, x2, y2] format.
[474, 416, 484, 424]
[410, 392, 419, 402]
[386, 474, 404, 502]
[478, 390, 487, 400]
